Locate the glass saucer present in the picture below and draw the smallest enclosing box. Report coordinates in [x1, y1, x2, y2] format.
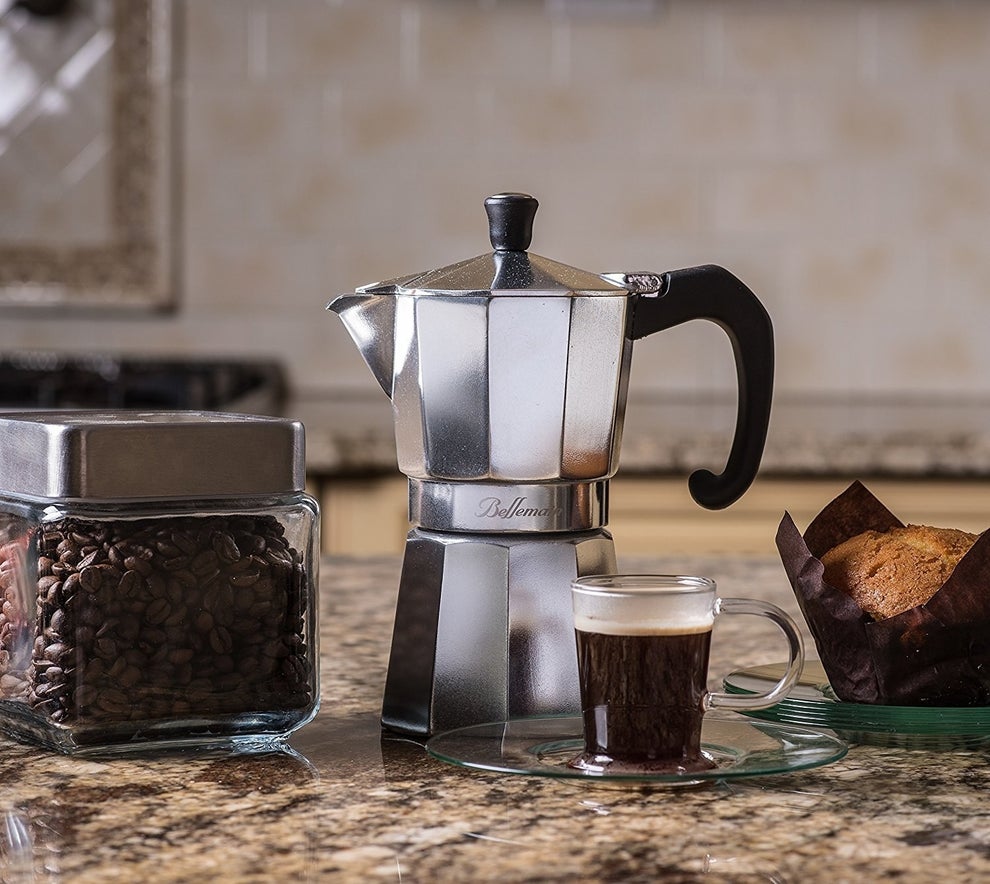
[724, 661, 990, 749]
[426, 714, 847, 785]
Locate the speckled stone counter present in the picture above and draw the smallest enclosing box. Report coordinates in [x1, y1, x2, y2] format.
[1, 554, 989, 882]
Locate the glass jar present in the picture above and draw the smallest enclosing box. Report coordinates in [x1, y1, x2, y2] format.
[0, 411, 319, 754]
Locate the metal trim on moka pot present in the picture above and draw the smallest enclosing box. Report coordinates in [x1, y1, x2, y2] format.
[409, 479, 608, 533]
[328, 193, 774, 736]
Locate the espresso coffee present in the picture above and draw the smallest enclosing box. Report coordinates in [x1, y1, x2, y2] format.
[572, 625, 716, 773]
[571, 574, 805, 777]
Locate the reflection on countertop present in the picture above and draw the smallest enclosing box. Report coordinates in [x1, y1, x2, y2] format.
[1, 554, 989, 881]
[290, 392, 990, 479]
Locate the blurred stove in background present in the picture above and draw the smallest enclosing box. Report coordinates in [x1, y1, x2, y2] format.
[0, 353, 286, 414]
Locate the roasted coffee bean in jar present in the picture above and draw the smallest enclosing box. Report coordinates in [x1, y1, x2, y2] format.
[0, 411, 319, 754]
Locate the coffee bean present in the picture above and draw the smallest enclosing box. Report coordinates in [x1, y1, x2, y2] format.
[193, 609, 214, 634]
[96, 689, 129, 715]
[77, 549, 103, 569]
[209, 626, 233, 655]
[162, 605, 185, 629]
[62, 572, 81, 597]
[79, 566, 102, 593]
[95, 620, 117, 639]
[162, 555, 191, 572]
[119, 569, 143, 597]
[145, 598, 171, 626]
[154, 539, 182, 558]
[165, 579, 185, 606]
[203, 585, 221, 611]
[249, 598, 274, 620]
[43, 666, 64, 683]
[50, 609, 67, 634]
[96, 563, 123, 583]
[168, 647, 194, 665]
[146, 573, 168, 599]
[123, 649, 145, 669]
[171, 569, 198, 590]
[212, 531, 241, 565]
[44, 642, 69, 663]
[281, 655, 308, 684]
[123, 555, 152, 577]
[265, 548, 293, 568]
[38, 575, 62, 593]
[229, 570, 261, 588]
[171, 531, 198, 556]
[33, 681, 66, 701]
[94, 637, 117, 660]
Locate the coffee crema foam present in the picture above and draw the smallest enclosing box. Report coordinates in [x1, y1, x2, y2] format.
[572, 593, 714, 636]
[573, 616, 712, 636]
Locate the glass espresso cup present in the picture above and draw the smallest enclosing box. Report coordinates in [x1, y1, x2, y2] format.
[570, 575, 804, 774]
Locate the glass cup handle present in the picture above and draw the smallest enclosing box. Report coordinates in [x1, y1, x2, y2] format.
[705, 597, 805, 712]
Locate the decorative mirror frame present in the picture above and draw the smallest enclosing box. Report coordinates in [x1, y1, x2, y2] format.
[0, 0, 175, 310]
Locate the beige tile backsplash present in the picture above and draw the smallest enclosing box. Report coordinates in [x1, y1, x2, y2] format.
[3, 0, 990, 400]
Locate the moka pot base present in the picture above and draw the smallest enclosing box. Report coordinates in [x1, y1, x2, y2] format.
[380, 525, 617, 737]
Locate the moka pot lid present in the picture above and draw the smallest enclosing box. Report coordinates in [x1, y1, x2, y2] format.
[355, 193, 627, 298]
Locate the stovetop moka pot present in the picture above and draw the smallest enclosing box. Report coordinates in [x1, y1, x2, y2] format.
[328, 193, 773, 736]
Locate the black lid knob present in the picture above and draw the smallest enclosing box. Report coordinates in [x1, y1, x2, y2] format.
[485, 193, 538, 252]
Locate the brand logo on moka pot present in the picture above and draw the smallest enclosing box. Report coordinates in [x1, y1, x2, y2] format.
[475, 496, 565, 521]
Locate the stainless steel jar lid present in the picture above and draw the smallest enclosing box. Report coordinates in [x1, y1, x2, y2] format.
[0, 410, 305, 499]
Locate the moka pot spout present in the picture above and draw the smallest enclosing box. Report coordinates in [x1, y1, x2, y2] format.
[326, 293, 397, 397]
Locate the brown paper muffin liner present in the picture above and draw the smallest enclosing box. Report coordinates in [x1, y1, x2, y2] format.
[776, 480, 990, 706]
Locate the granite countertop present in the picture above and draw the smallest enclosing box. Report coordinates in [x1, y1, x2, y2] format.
[290, 393, 990, 479]
[1, 554, 989, 881]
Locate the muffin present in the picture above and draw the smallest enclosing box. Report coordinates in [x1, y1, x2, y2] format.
[820, 524, 979, 621]
[776, 480, 990, 706]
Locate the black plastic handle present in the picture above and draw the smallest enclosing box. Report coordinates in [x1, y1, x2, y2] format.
[628, 265, 774, 510]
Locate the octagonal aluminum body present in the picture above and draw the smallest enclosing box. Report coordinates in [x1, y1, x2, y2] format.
[381, 527, 617, 736]
[332, 289, 634, 483]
